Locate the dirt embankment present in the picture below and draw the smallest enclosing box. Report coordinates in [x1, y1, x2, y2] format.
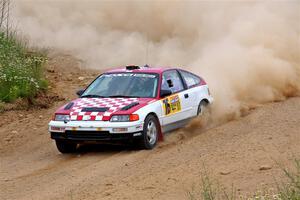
[1, 54, 300, 200]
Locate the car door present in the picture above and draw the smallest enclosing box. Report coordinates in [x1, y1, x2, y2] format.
[179, 70, 203, 116]
[160, 70, 191, 126]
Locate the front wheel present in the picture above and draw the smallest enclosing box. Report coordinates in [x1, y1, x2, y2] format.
[137, 115, 159, 150]
[55, 140, 77, 153]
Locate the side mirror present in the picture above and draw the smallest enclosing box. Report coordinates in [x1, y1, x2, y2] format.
[167, 79, 174, 88]
[76, 89, 85, 97]
[160, 89, 172, 98]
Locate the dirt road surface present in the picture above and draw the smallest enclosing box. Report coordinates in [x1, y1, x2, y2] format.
[1, 54, 299, 200]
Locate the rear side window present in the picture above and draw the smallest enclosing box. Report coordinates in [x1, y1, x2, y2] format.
[180, 70, 201, 88]
[161, 70, 184, 93]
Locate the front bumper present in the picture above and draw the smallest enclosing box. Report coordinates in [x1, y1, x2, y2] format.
[50, 130, 142, 142]
[48, 120, 144, 142]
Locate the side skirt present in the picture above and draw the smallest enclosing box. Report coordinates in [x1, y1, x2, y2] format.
[162, 118, 193, 134]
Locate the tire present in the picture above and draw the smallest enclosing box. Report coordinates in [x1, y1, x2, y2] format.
[137, 115, 159, 150]
[55, 140, 77, 153]
[197, 101, 208, 116]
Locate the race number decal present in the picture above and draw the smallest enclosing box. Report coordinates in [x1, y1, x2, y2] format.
[162, 94, 181, 116]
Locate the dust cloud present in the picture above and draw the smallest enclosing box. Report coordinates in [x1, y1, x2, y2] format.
[12, 0, 300, 123]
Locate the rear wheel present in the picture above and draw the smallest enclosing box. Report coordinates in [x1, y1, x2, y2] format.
[197, 101, 208, 116]
[137, 115, 159, 150]
[196, 100, 212, 127]
[55, 140, 77, 153]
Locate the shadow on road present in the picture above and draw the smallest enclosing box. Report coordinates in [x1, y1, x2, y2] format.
[76, 143, 136, 154]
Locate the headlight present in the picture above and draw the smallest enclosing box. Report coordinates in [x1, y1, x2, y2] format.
[55, 114, 70, 121]
[110, 114, 139, 122]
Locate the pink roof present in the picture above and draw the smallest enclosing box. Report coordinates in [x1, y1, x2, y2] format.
[106, 66, 178, 74]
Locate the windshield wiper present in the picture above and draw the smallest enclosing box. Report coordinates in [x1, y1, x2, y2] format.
[80, 94, 106, 98]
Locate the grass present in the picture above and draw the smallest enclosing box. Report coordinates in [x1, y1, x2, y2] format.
[188, 159, 300, 200]
[0, 31, 48, 103]
[277, 159, 300, 200]
[187, 167, 237, 200]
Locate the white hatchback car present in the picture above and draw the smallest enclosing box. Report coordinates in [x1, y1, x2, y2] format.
[49, 65, 213, 153]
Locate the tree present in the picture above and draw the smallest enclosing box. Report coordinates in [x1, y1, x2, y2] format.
[0, 0, 10, 36]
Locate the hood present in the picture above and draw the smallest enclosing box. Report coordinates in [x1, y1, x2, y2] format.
[57, 97, 154, 121]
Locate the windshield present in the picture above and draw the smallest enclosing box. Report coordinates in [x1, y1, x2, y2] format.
[82, 73, 159, 98]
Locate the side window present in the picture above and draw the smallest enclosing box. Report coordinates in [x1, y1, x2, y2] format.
[161, 70, 184, 93]
[180, 70, 200, 88]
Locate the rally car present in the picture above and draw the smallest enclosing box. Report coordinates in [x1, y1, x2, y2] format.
[49, 65, 213, 153]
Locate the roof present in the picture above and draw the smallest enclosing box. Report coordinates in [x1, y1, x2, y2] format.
[105, 65, 177, 74]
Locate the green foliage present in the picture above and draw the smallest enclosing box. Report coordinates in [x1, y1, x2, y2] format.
[188, 169, 236, 200]
[278, 159, 300, 200]
[0, 31, 48, 102]
[188, 159, 300, 200]
[201, 173, 217, 200]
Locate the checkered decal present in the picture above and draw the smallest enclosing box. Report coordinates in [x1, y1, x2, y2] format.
[70, 98, 138, 121]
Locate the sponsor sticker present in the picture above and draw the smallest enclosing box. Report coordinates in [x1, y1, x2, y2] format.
[162, 94, 181, 116]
